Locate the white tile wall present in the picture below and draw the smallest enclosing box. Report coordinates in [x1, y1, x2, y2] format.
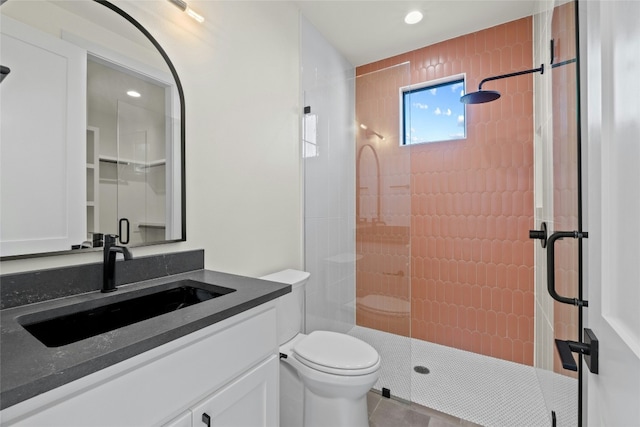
[533, 0, 558, 373]
[301, 16, 356, 335]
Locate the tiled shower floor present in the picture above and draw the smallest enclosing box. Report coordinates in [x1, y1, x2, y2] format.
[349, 326, 577, 427]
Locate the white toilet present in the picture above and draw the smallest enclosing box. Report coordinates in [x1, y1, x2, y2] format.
[260, 269, 381, 427]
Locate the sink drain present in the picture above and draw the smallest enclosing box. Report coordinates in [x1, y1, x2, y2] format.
[414, 365, 430, 374]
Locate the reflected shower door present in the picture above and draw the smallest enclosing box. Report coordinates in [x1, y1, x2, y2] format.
[116, 100, 167, 245]
[90, 56, 171, 246]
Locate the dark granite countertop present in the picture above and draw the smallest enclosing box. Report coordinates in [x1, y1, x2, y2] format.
[0, 269, 290, 410]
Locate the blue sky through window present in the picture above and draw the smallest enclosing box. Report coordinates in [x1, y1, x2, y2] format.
[402, 78, 466, 145]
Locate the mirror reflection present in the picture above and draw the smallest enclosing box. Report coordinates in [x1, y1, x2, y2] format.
[0, 0, 184, 258]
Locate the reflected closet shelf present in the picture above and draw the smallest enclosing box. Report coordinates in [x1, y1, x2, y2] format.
[138, 222, 166, 229]
[99, 156, 166, 168]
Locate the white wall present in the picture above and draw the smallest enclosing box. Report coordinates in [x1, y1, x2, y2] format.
[582, 1, 640, 424]
[301, 16, 356, 334]
[0, 1, 303, 277]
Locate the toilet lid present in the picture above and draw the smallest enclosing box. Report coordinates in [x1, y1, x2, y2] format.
[292, 331, 380, 376]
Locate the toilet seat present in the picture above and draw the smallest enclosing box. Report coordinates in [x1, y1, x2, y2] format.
[292, 331, 380, 376]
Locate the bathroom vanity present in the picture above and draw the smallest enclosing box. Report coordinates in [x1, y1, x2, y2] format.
[0, 267, 290, 426]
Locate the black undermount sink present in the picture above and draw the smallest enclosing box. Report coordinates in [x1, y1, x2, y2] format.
[19, 280, 236, 348]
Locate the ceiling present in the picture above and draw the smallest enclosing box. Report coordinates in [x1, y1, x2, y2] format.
[294, 1, 539, 67]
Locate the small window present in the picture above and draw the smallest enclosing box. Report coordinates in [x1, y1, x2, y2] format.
[400, 75, 466, 145]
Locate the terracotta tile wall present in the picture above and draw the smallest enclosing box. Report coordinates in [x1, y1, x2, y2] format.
[356, 17, 536, 365]
[551, 1, 579, 377]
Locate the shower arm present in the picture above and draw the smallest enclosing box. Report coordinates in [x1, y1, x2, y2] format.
[477, 64, 544, 91]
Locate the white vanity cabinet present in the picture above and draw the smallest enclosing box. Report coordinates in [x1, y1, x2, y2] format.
[1, 303, 279, 427]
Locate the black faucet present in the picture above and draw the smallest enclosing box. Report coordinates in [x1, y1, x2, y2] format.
[102, 234, 132, 293]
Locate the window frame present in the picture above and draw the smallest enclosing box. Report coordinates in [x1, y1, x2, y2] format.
[399, 73, 467, 146]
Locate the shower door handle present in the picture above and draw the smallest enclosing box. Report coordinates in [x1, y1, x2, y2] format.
[546, 230, 589, 307]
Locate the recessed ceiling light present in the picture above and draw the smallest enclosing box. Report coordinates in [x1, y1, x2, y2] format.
[404, 11, 423, 25]
[127, 90, 141, 98]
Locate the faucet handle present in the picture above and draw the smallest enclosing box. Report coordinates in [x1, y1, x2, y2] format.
[104, 234, 118, 246]
[104, 231, 131, 247]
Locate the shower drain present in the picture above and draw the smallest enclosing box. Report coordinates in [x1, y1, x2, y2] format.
[413, 365, 430, 374]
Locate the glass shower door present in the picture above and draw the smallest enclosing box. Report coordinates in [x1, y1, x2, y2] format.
[353, 62, 413, 401]
[300, 16, 366, 342]
[534, 1, 582, 425]
[300, 14, 414, 404]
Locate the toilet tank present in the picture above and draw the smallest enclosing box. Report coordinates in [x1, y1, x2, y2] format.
[259, 269, 310, 345]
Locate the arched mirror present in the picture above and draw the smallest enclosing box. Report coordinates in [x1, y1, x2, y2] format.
[0, 0, 185, 259]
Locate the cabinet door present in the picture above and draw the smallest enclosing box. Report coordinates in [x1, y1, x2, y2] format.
[191, 356, 278, 427]
[0, 16, 86, 257]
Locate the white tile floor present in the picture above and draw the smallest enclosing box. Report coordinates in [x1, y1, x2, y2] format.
[350, 326, 578, 427]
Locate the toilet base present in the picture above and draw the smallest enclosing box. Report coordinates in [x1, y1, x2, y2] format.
[280, 360, 304, 427]
[280, 358, 372, 427]
[304, 388, 369, 427]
